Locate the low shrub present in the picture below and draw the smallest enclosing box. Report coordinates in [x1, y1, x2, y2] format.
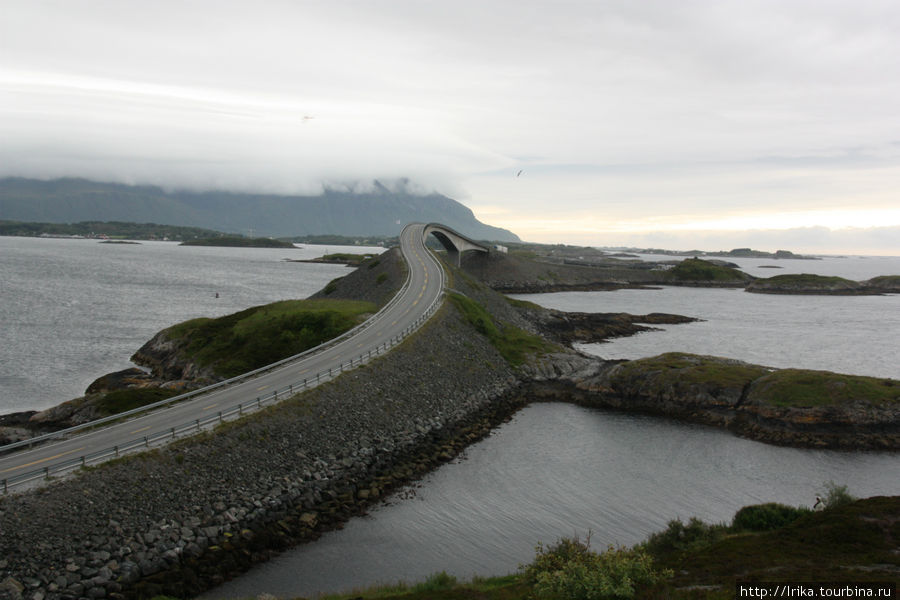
[820, 481, 856, 509]
[522, 535, 670, 600]
[641, 517, 728, 556]
[732, 503, 811, 532]
[411, 571, 458, 592]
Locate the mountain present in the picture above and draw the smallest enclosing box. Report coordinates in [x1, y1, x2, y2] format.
[0, 178, 520, 242]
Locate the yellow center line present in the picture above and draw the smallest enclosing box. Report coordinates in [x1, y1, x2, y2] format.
[256, 385, 269, 391]
[202, 404, 218, 411]
[130, 425, 151, 434]
[1, 446, 87, 474]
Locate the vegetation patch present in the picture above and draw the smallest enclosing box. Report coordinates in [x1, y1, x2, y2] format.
[94, 388, 182, 416]
[318, 574, 527, 600]
[667, 258, 749, 282]
[504, 296, 543, 311]
[164, 299, 376, 378]
[448, 293, 552, 366]
[612, 352, 770, 390]
[746, 273, 863, 294]
[318, 252, 376, 265]
[747, 369, 900, 408]
[730, 503, 812, 532]
[0, 219, 225, 241]
[522, 535, 671, 600]
[867, 275, 900, 285]
[647, 495, 900, 593]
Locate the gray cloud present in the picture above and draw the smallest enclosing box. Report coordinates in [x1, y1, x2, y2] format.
[1, 0, 899, 253]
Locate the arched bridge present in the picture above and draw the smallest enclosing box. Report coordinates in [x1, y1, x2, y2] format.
[423, 223, 490, 265]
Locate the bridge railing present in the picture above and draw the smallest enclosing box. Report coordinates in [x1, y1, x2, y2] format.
[2, 283, 444, 494]
[0, 250, 415, 456]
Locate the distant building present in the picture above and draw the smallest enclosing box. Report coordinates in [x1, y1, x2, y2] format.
[493, 244, 508, 253]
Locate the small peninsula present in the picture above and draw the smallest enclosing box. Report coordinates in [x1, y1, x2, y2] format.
[180, 236, 297, 248]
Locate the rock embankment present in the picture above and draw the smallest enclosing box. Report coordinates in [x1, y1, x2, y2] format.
[0, 269, 542, 600]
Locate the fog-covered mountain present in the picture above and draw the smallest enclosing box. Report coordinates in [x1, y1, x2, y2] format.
[0, 178, 520, 242]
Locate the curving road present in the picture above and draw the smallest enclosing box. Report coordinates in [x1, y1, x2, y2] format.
[0, 223, 445, 491]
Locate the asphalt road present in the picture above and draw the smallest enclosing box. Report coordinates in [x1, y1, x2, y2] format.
[0, 222, 445, 490]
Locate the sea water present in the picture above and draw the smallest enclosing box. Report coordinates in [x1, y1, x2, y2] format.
[0, 236, 382, 414]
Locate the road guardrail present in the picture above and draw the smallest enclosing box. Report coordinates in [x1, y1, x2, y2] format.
[2, 234, 446, 494]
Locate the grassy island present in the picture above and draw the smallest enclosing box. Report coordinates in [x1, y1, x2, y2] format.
[161, 298, 376, 378]
[609, 352, 899, 410]
[666, 258, 751, 283]
[180, 236, 296, 248]
[746, 273, 863, 294]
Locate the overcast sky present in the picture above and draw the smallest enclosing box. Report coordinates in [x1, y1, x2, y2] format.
[2, 1, 899, 253]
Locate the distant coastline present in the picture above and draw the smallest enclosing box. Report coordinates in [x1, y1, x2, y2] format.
[180, 236, 297, 249]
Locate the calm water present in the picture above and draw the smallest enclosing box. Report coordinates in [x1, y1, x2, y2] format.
[0, 236, 383, 413]
[205, 403, 900, 599]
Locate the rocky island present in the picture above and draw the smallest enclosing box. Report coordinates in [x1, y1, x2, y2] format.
[746, 273, 900, 295]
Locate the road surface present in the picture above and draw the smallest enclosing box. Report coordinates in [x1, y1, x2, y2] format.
[1, 223, 444, 491]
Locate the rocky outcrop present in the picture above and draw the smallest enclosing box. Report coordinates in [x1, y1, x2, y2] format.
[863, 275, 900, 293]
[130, 332, 221, 385]
[527, 309, 699, 345]
[747, 273, 900, 295]
[523, 353, 900, 450]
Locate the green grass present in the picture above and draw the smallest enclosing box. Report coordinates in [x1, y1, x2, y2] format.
[94, 388, 182, 416]
[504, 296, 543, 310]
[447, 293, 552, 366]
[668, 258, 748, 282]
[867, 275, 900, 285]
[612, 353, 771, 390]
[761, 273, 856, 286]
[610, 353, 899, 410]
[646, 496, 900, 595]
[320, 252, 375, 264]
[747, 369, 900, 408]
[165, 299, 376, 378]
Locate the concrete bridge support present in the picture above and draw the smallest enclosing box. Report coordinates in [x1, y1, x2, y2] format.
[422, 223, 490, 266]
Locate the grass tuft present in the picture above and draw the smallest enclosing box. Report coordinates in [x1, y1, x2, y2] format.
[448, 293, 552, 365]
